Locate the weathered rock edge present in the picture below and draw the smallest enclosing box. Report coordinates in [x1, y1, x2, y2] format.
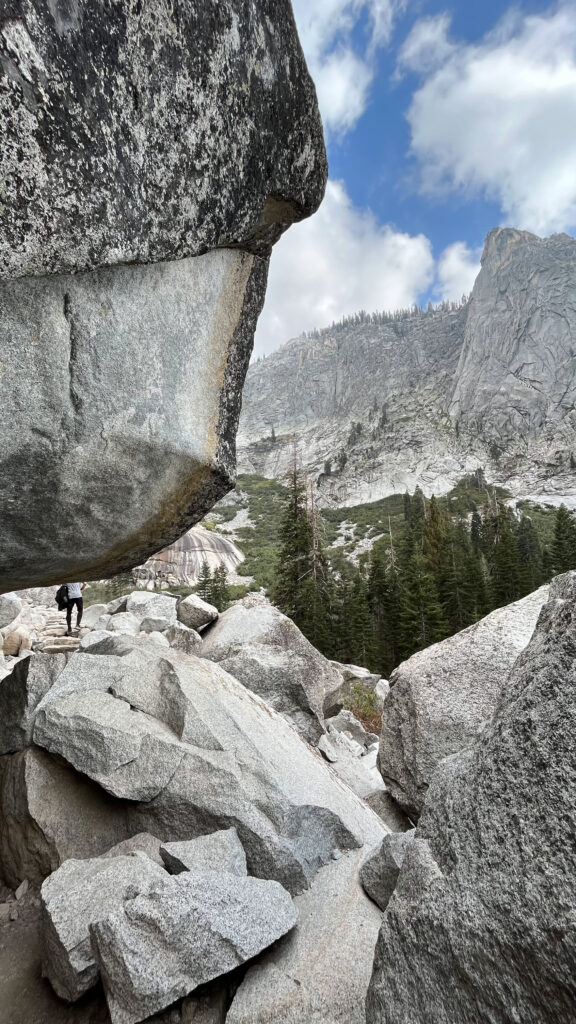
[367, 572, 576, 1024]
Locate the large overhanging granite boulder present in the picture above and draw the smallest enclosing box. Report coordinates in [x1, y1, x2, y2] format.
[0, 1, 326, 592]
[366, 572, 576, 1023]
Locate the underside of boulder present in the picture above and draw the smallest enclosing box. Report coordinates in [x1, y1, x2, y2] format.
[0, 0, 326, 592]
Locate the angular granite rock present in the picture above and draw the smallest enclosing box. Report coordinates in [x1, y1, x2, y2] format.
[165, 622, 203, 656]
[0, 653, 67, 754]
[0, 1, 326, 280]
[200, 596, 340, 742]
[33, 689, 186, 801]
[360, 831, 415, 912]
[379, 585, 548, 818]
[125, 593, 178, 624]
[367, 572, 576, 1024]
[0, 593, 22, 629]
[177, 595, 219, 632]
[160, 829, 247, 877]
[102, 833, 164, 867]
[0, 747, 130, 888]
[227, 850, 383, 1024]
[41, 855, 167, 1001]
[91, 873, 298, 1024]
[36, 645, 385, 894]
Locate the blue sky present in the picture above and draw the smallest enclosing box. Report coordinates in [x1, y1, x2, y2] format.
[255, 0, 576, 354]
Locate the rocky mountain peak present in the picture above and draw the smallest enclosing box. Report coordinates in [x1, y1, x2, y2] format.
[239, 227, 576, 506]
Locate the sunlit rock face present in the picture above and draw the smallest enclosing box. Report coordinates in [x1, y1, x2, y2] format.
[238, 229, 576, 507]
[134, 526, 244, 586]
[0, 0, 326, 592]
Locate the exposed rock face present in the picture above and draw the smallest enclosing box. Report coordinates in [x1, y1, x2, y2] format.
[134, 526, 244, 587]
[201, 596, 339, 742]
[367, 572, 576, 1024]
[379, 585, 548, 819]
[90, 873, 298, 1024]
[0, 250, 265, 591]
[227, 850, 383, 1024]
[238, 229, 576, 506]
[0, 1, 326, 279]
[360, 831, 415, 912]
[0, 1, 326, 593]
[160, 830, 247, 877]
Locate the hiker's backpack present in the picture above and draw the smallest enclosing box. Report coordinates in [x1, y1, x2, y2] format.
[55, 584, 68, 611]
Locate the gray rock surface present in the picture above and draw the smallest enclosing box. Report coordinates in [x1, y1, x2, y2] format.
[165, 623, 203, 655]
[379, 585, 548, 818]
[40, 643, 384, 893]
[0, 594, 22, 629]
[1, 0, 326, 594]
[0, 653, 67, 753]
[0, 1, 326, 280]
[160, 829, 247, 877]
[91, 872, 298, 1024]
[182, 990, 227, 1024]
[1, 247, 267, 593]
[360, 831, 415, 911]
[0, 747, 130, 888]
[201, 596, 339, 742]
[227, 850, 383, 1024]
[41, 854, 167, 1001]
[328, 710, 378, 750]
[102, 833, 164, 867]
[367, 571, 576, 1024]
[107, 613, 143, 636]
[33, 688, 186, 801]
[81, 605, 109, 630]
[134, 525, 244, 588]
[177, 595, 219, 632]
[238, 229, 576, 506]
[125, 593, 178, 624]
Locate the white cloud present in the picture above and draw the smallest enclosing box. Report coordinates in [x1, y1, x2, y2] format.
[405, 5, 576, 235]
[254, 180, 435, 356]
[396, 13, 455, 75]
[291, 0, 404, 136]
[435, 242, 482, 302]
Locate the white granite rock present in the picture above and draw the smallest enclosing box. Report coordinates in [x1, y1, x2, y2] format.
[41, 854, 167, 1000]
[160, 829, 247, 877]
[91, 872, 297, 1024]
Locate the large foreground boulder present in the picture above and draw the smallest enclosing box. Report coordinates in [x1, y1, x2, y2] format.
[31, 644, 385, 895]
[367, 572, 576, 1023]
[379, 585, 548, 818]
[0, 0, 326, 593]
[201, 596, 342, 742]
[91, 872, 297, 1024]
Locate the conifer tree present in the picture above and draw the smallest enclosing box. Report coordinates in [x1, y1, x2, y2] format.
[398, 550, 447, 659]
[551, 505, 576, 574]
[211, 564, 230, 611]
[196, 559, 212, 602]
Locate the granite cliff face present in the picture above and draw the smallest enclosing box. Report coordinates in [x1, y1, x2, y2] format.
[239, 229, 576, 505]
[0, 0, 326, 592]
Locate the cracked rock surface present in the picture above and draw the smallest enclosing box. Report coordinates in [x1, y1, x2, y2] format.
[367, 572, 576, 1024]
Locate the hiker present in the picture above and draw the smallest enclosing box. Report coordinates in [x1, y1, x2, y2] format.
[64, 581, 87, 635]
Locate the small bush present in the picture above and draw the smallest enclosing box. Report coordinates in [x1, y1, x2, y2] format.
[343, 682, 382, 735]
